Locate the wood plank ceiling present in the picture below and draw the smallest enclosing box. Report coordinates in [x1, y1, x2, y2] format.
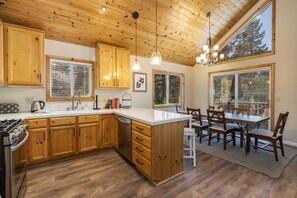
[0, 0, 258, 66]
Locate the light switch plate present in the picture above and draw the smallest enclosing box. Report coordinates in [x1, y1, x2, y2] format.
[25, 97, 34, 104]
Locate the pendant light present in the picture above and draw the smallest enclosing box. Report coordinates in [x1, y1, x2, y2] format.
[150, 0, 162, 66]
[132, 11, 141, 71]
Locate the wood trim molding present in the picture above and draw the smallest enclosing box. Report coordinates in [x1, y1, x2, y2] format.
[46, 55, 95, 101]
[210, 0, 275, 67]
[208, 63, 275, 129]
[152, 69, 185, 109]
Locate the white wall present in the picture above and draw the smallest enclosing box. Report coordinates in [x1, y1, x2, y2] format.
[192, 0, 297, 144]
[0, 39, 192, 112]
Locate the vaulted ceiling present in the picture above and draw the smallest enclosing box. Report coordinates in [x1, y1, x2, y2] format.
[0, 0, 258, 66]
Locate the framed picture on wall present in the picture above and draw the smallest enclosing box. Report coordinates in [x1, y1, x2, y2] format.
[133, 72, 147, 92]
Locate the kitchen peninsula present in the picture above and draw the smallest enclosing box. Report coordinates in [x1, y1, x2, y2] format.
[2, 108, 191, 185]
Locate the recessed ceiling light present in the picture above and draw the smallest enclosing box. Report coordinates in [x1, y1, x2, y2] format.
[101, 5, 107, 12]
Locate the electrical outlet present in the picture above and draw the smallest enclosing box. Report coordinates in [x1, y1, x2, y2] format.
[103, 97, 108, 102]
[25, 97, 34, 104]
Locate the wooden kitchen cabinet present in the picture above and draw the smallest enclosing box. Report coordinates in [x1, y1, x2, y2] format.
[96, 43, 130, 89]
[116, 48, 130, 89]
[96, 44, 116, 88]
[28, 128, 48, 162]
[50, 125, 76, 158]
[4, 23, 44, 86]
[78, 123, 100, 153]
[101, 114, 116, 148]
[0, 20, 3, 85]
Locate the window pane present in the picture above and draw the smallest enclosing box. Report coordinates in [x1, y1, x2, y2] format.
[51, 62, 71, 97]
[213, 75, 235, 112]
[74, 64, 91, 97]
[238, 71, 270, 114]
[154, 74, 167, 105]
[219, 3, 272, 61]
[169, 75, 181, 104]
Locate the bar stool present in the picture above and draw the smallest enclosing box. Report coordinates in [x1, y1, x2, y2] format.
[184, 120, 196, 167]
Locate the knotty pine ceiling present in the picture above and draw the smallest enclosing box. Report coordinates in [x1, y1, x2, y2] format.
[0, 0, 258, 66]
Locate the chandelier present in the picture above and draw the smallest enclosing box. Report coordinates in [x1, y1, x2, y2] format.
[150, 0, 162, 66]
[196, 12, 224, 65]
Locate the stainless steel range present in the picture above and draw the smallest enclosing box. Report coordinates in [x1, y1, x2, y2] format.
[0, 119, 29, 198]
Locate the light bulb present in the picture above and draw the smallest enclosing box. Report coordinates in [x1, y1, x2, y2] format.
[203, 45, 209, 52]
[213, 45, 219, 51]
[201, 53, 206, 60]
[213, 52, 218, 58]
[150, 51, 162, 66]
[196, 57, 201, 63]
[219, 53, 225, 60]
[132, 60, 141, 71]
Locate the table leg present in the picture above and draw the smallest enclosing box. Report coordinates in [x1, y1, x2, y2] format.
[245, 123, 249, 154]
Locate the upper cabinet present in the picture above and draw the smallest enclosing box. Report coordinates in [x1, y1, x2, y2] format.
[0, 20, 3, 85]
[116, 48, 130, 89]
[96, 43, 130, 89]
[4, 24, 44, 86]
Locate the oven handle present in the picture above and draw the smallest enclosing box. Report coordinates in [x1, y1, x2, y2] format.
[11, 131, 29, 152]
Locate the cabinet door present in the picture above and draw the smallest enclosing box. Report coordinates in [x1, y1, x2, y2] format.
[0, 21, 4, 85]
[50, 125, 76, 158]
[101, 114, 115, 148]
[28, 128, 48, 162]
[97, 44, 116, 88]
[6, 25, 44, 85]
[116, 48, 130, 89]
[78, 123, 99, 152]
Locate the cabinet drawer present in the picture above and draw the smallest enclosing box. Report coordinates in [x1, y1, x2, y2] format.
[50, 117, 76, 126]
[78, 115, 100, 124]
[132, 130, 151, 149]
[132, 140, 151, 161]
[132, 121, 151, 137]
[132, 150, 151, 177]
[27, 119, 47, 129]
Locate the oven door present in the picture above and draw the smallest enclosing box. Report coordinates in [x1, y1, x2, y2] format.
[11, 131, 29, 198]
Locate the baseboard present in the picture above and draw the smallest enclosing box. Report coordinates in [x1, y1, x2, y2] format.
[283, 140, 297, 147]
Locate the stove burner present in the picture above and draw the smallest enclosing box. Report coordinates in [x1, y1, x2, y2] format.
[0, 119, 22, 133]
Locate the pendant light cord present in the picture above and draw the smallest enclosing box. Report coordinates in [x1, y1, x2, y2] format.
[156, 0, 158, 52]
[135, 18, 138, 61]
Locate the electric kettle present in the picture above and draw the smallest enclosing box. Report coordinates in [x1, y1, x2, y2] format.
[31, 101, 45, 112]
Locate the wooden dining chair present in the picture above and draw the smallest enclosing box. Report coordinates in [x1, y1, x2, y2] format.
[187, 108, 209, 143]
[231, 107, 250, 147]
[247, 112, 289, 161]
[207, 110, 236, 150]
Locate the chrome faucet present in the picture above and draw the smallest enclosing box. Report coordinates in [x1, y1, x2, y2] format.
[72, 94, 81, 110]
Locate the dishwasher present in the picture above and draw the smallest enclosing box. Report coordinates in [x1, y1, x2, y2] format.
[117, 116, 132, 162]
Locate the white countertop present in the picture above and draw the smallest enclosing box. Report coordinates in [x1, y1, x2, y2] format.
[0, 108, 191, 126]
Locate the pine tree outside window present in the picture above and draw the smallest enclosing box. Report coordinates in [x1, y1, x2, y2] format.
[218, 2, 273, 62]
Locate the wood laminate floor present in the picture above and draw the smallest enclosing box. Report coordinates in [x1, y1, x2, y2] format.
[24, 149, 297, 198]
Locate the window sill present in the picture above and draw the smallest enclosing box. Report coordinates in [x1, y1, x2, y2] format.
[46, 97, 94, 102]
[154, 104, 183, 109]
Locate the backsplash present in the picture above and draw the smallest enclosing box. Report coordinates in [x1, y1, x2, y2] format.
[0, 87, 127, 112]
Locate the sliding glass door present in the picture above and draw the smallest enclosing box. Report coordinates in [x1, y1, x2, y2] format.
[210, 67, 272, 129]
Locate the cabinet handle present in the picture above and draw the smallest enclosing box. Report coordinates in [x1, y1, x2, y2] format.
[136, 126, 143, 131]
[39, 73, 42, 83]
[136, 159, 144, 165]
[117, 79, 119, 86]
[136, 136, 143, 141]
[136, 146, 143, 152]
[113, 79, 115, 86]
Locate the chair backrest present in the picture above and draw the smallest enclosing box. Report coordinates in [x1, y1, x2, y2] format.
[209, 105, 215, 110]
[187, 108, 202, 125]
[207, 109, 226, 130]
[176, 105, 186, 113]
[232, 107, 250, 116]
[273, 112, 289, 137]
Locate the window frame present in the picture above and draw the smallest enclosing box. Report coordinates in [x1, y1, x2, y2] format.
[210, 0, 275, 66]
[208, 63, 275, 130]
[152, 69, 185, 108]
[46, 55, 95, 101]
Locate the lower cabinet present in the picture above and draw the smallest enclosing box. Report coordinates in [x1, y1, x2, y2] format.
[101, 114, 115, 148]
[50, 125, 76, 158]
[78, 123, 100, 153]
[28, 128, 48, 163]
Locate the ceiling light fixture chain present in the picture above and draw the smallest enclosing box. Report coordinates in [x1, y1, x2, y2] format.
[132, 11, 141, 70]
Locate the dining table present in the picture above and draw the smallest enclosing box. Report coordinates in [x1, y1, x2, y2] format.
[221, 113, 270, 153]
